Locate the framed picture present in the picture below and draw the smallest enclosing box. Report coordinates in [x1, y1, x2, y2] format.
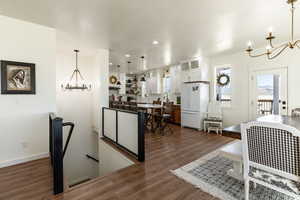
[1, 60, 36, 94]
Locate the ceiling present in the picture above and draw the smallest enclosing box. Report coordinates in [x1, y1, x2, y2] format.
[0, 0, 298, 72]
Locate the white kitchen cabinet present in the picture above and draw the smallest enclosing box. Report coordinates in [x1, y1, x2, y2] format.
[180, 61, 202, 83]
[189, 68, 202, 82]
[170, 66, 182, 94]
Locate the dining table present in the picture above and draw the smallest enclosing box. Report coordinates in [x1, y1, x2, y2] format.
[137, 103, 163, 132]
[221, 114, 300, 181]
[223, 115, 300, 135]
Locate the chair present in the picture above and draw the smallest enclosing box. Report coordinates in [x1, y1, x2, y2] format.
[152, 99, 162, 120]
[153, 98, 161, 105]
[203, 102, 223, 134]
[155, 102, 174, 135]
[242, 121, 300, 200]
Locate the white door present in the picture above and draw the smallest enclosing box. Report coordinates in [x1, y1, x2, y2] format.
[249, 68, 288, 120]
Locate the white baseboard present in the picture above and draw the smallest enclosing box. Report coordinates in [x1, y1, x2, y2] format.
[0, 152, 49, 168]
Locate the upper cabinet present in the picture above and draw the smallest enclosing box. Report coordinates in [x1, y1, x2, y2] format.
[170, 66, 181, 94]
[142, 58, 206, 95]
[180, 59, 202, 83]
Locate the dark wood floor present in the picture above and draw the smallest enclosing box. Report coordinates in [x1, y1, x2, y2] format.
[0, 125, 233, 200]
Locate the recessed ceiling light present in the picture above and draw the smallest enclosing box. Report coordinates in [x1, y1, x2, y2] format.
[152, 40, 159, 45]
[125, 54, 131, 58]
[109, 62, 113, 66]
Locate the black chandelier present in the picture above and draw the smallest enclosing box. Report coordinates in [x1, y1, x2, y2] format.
[61, 50, 92, 91]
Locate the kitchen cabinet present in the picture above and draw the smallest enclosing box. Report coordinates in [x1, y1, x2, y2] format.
[170, 66, 181, 94]
[172, 105, 181, 124]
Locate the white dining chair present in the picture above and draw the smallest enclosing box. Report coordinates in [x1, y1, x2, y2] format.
[242, 121, 300, 200]
[203, 101, 223, 134]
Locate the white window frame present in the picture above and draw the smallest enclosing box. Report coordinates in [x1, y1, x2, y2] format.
[214, 65, 232, 108]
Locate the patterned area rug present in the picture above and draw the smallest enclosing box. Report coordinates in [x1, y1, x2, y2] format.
[171, 148, 294, 200]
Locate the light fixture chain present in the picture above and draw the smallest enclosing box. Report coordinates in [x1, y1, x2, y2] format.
[292, 1, 295, 42]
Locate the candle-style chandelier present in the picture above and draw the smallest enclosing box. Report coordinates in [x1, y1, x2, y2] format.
[61, 50, 92, 91]
[246, 0, 300, 59]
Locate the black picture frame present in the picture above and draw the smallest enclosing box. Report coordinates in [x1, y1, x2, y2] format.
[1, 60, 36, 94]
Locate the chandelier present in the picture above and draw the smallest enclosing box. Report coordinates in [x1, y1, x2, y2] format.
[246, 0, 300, 59]
[61, 50, 91, 91]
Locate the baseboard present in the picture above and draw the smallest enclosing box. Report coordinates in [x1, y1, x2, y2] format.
[0, 152, 49, 168]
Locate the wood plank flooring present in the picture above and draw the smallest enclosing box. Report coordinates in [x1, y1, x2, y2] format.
[0, 125, 233, 200]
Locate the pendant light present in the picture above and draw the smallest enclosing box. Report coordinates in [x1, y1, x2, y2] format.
[140, 76, 146, 82]
[61, 50, 91, 91]
[139, 56, 146, 82]
[127, 61, 132, 74]
[140, 56, 146, 70]
[116, 65, 121, 85]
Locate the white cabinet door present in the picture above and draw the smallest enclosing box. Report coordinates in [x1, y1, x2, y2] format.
[189, 68, 201, 82]
[181, 70, 190, 82]
[173, 66, 182, 93]
[181, 84, 191, 111]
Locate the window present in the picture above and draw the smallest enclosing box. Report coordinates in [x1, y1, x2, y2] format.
[215, 66, 232, 107]
[163, 76, 171, 93]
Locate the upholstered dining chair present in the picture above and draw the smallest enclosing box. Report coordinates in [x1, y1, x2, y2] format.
[242, 121, 300, 200]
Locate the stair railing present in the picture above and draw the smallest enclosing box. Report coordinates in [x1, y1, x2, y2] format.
[49, 113, 74, 195]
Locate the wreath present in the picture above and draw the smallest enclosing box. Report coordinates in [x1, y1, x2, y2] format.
[217, 73, 230, 87]
[109, 75, 118, 84]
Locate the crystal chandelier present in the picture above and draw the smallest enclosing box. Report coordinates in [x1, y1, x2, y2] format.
[61, 50, 91, 91]
[246, 0, 300, 59]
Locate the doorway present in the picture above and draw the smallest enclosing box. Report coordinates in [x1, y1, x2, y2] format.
[249, 68, 288, 120]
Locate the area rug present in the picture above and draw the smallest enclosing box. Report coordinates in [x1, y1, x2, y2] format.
[171, 145, 294, 200]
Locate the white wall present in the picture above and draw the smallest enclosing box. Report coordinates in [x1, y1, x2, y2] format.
[98, 139, 134, 177]
[210, 48, 300, 127]
[56, 46, 109, 185]
[0, 15, 56, 167]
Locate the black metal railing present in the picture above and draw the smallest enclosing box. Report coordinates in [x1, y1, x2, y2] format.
[49, 113, 74, 195]
[86, 154, 99, 163]
[102, 107, 145, 162]
[257, 99, 273, 115]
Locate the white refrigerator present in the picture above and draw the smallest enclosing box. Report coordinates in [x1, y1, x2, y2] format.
[181, 82, 209, 130]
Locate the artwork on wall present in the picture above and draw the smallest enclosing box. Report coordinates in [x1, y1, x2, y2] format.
[1, 60, 36, 94]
